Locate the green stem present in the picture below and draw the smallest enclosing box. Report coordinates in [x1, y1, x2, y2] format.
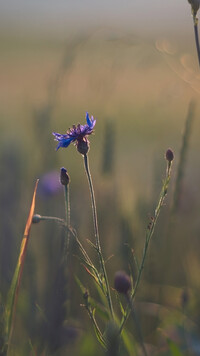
[85, 303, 106, 348]
[126, 294, 148, 356]
[119, 161, 172, 333]
[83, 153, 114, 319]
[171, 100, 195, 215]
[193, 15, 200, 67]
[34, 215, 95, 270]
[64, 184, 70, 260]
[38, 216, 65, 224]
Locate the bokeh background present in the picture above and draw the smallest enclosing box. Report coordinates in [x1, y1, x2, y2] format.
[1, 1, 200, 355]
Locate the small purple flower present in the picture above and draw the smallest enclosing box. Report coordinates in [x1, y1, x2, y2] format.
[53, 112, 96, 151]
[38, 171, 62, 197]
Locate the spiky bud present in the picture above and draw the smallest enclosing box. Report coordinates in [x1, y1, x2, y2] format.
[114, 271, 131, 295]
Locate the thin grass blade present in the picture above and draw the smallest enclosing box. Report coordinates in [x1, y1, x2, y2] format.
[4, 180, 39, 348]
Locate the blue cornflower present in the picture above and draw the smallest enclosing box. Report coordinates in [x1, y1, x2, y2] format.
[53, 112, 96, 151]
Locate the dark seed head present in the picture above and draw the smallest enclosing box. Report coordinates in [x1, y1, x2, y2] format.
[165, 148, 174, 162]
[114, 271, 131, 295]
[60, 167, 70, 186]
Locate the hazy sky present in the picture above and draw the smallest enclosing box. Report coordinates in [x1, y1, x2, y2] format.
[0, 0, 192, 39]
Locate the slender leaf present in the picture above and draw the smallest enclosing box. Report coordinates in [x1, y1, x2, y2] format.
[74, 275, 86, 295]
[121, 328, 137, 356]
[89, 298, 109, 322]
[92, 309, 106, 348]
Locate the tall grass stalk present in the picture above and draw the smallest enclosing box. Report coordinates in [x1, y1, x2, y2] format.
[4, 180, 38, 355]
[171, 100, 195, 215]
[119, 156, 173, 334]
[83, 153, 114, 319]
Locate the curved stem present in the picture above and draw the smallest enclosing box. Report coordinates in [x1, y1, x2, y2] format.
[39, 216, 65, 224]
[35, 215, 95, 268]
[83, 153, 114, 319]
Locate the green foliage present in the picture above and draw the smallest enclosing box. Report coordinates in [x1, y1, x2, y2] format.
[167, 339, 184, 356]
[1, 14, 200, 355]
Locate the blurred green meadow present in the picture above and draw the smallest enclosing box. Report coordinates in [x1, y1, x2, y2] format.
[1, 22, 200, 355]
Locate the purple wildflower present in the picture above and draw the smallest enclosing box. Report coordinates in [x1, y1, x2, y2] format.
[53, 112, 96, 151]
[38, 171, 62, 197]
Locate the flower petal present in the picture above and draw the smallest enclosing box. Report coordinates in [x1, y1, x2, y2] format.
[52, 132, 74, 150]
[86, 112, 91, 127]
[86, 112, 96, 129]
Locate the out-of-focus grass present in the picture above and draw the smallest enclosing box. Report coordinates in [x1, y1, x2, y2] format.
[0, 29, 200, 354]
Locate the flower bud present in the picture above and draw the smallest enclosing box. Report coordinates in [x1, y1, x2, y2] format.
[188, 0, 200, 16]
[165, 148, 174, 162]
[60, 167, 70, 186]
[32, 214, 42, 223]
[77, 139, 90, 155]
[114, 271, 131, 295]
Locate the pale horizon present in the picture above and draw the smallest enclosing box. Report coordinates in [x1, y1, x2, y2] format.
[0, 0, 193, 40]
